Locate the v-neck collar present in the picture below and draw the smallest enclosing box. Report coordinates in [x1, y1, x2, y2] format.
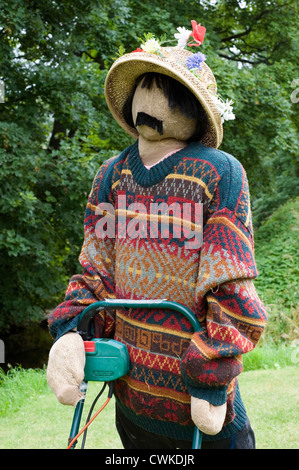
[127, 140, 193, 187]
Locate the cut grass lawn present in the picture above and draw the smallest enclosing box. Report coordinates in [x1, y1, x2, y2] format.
[239, 367, 298, 449]
[0, 366, 298, 449]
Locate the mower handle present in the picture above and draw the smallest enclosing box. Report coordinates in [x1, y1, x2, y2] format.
[77, 298, 203, 449]
[78, 299, 201, 335]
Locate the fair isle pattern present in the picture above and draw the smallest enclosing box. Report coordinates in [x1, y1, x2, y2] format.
[115, 238, 199, 304]
[48, 141, 267, 441]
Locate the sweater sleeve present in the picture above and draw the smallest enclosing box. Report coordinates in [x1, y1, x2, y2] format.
[48, 157, 118, 340]
[181, 155, 267, 405]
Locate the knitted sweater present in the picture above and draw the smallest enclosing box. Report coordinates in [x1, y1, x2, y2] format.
[48, 140, 267, 442]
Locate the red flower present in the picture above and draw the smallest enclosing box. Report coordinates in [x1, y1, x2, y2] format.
[189, 20, 206, 46]
[131, 48, 143, 53]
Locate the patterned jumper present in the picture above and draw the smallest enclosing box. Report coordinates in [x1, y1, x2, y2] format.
[48, 140, 267, 442]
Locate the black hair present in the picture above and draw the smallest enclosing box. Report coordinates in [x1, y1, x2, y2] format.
[122, 72, 208, 142]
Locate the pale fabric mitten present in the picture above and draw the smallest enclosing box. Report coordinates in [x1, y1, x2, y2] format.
[191, 396, 227, 435]
[47, 332, 86, 406]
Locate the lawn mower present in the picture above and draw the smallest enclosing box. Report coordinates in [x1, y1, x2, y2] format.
[67, 299, 203, 449]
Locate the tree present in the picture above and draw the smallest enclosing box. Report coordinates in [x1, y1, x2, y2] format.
[0, 0, 297, 331]
[0, 0, 132, 331]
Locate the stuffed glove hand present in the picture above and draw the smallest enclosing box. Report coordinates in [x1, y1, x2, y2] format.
[191, 396, 227, 435]
[47, 332, 86, 406]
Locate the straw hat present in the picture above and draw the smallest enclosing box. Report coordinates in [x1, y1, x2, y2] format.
[105, 46, 225, 148]
[105, 23, 235, 149]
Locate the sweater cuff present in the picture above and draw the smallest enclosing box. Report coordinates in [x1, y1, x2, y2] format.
[187, 385, 227, 406]
[50, 315, 81, 342]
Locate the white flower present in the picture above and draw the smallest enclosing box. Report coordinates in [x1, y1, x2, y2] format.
[174, 27, 192, 48]
[221, 99, 235, 123]
[141, 38, 161, 54]
[212, 96, 235, 123]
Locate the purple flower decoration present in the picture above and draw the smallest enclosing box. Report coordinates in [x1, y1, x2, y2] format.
[186, 52, 206, 71]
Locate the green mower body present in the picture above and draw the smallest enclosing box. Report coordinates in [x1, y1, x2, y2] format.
[83, 338, 130, 382]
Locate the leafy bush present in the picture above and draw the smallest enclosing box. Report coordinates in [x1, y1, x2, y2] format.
[254, 198, 299, 343]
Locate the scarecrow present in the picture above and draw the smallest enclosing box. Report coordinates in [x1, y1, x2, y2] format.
[47, 21, 267, 449]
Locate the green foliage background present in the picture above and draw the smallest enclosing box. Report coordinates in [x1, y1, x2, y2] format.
[0, 0, 298, 344]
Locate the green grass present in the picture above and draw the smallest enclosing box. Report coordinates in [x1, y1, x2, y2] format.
[0, 371, 123, 449]
[0, 362, 298, 449]
[239, 367, 299, 449]
[0, 366, 47, 417]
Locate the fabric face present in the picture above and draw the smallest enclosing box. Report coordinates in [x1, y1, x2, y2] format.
[131, 78, 198, 142]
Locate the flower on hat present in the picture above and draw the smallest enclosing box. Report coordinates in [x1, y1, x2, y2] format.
[141, 38, 161, 54]
[174, 21, 206, 49]
[174, 27, 192, 48]
[189, 20, 206, 46]
[186, 52, 207, 73]
[211, 96, 235, 123]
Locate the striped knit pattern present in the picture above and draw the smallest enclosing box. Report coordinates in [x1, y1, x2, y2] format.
[48, 141, 267, 441]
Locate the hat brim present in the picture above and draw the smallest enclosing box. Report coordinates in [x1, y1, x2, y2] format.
[104, 51, 223, 148]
